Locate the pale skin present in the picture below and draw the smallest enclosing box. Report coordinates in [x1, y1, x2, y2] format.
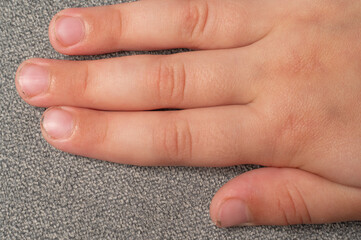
[15, 0, 361, 227]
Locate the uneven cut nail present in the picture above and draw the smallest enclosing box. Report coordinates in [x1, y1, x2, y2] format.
[55, 16, 85, 46]
[17, 64, 49, 97]
[42, 108, 74, 139]
[217, 199, 251, 228]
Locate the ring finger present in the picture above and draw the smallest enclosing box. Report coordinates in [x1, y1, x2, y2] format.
[49, 0, 278, 55]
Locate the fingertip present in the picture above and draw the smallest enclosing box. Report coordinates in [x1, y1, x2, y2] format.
[210, 168, 303, 227]
[209, 171, 255, 228]
[48, 8, 88, 55]
[15, 58, 52, 104]
[41, 107, 75, 140]
[39, 107, 110, 161]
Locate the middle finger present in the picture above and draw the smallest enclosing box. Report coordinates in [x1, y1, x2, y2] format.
[16, 48, 264, 110]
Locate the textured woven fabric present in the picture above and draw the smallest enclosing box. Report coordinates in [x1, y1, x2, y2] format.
[1, 0, 360, 239]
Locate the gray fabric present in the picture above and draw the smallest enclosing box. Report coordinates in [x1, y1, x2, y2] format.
[1, 0, 360, 239]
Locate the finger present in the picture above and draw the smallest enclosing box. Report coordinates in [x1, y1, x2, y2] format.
[49, 0, 278, 55]
[16, 48, 264, 110]
[40, 105, 272, 167]
[210, 168, 361, 227]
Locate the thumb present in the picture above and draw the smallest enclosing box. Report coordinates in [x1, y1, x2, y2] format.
[210, 167, 361, 227]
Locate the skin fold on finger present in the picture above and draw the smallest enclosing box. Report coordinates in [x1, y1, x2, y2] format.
[209, 167, 361, 227]
[40, 105, 274, 167]
[15, 47, 265, 110]
[48, 0, 279, 55]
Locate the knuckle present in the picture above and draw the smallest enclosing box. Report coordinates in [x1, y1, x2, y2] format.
[271, 110, 311, 167]
[290, 48, 323, 77]
[90, 116, 109, 147]
[273, 44, 325, 79]
[284, 0, 324, 24]
[279, 182, 312, 225]
[288, 0, 353, 25]
[181, 0, 209, 45]
[150, 59, 186, 106]
[153, 115, 193, 164]
[57, 62, 92, 103]
[268, 96, 330, 168]
[76, 112, 109, 150]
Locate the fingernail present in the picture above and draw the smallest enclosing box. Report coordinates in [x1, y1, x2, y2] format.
[17, 64, 49, 97]
[42, 108, 74, 139]
[217, 199, 250, 227]
[55, 16, 85, 46]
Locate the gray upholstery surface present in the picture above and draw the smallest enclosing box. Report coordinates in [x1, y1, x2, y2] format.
[1, 0, 360, 239]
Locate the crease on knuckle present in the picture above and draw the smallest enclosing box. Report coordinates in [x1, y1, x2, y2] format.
[76, 63, 91, 103]
[280, 182, 312, 225]
[277, 198, 290, 225]
[152, 59, 186, 107]
[155, 116, 193, 165]
[96, 115, 109, 147]
[110, 8, 124, 44]
[182, 0, 209, 46]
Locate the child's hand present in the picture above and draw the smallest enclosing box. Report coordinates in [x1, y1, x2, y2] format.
[15, 0, 361, 227]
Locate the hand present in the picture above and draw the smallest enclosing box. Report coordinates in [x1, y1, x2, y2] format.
[15, 0, 361, 227]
